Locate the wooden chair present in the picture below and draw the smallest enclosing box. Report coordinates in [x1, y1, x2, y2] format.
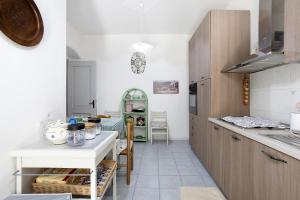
[150, 111, 169, 144]
[119, 121, 134, 185]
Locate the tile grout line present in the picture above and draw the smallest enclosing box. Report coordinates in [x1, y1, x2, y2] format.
[131, 145, 144, 200]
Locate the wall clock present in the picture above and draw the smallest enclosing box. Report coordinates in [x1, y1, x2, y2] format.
[131, 52, 146, 74]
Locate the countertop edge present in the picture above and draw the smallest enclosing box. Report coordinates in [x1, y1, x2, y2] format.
[11, 131, 118, 158]
[208, 118, 300, 161]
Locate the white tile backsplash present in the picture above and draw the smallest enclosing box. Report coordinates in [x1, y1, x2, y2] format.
[250, 63, 300, 124]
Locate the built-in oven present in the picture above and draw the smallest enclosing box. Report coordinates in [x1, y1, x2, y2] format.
[189, 82, 197, 115]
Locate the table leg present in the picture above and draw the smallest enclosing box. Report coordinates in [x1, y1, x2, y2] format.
[16, 157, 22, 194]
[90, 166, 97, 200]
[113, 171, 116, 200]
[113, 140, 117, 200]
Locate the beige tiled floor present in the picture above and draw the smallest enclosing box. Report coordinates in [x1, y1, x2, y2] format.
[104, 141, 217, 200]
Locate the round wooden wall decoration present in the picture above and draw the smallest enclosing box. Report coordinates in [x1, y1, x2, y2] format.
[0, 0, 44, 47]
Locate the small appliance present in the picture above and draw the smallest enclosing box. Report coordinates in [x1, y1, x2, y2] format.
[222, 0, 286, 73]
[290, 113, 300, 134]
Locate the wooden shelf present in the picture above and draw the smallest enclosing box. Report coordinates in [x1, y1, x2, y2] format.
[32, 160, 117, 197]
[124, 112, 146, 115]
[134, 126, 147, 128]
[134, 137, 147, 142]
[122, 88, 148, 142]
[124, 99, 146, 101]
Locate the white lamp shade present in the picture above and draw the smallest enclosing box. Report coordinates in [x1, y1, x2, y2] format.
[131, 42, 154, 53]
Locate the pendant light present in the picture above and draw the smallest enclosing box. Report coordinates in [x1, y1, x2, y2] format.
[130, 0, 153, 53]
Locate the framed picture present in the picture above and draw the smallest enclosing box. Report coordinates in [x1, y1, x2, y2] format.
[153, 81, 179, 94]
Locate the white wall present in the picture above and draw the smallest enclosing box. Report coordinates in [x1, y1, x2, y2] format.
[0, 0, 66, 198]
[67, 22, 82, 57]
[250, 64, 300, 124]
[80, 34, 189, 140]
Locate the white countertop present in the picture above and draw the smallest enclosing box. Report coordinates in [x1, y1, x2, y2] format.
[11, 131, 118, 158]
[209, 118, 300, 160]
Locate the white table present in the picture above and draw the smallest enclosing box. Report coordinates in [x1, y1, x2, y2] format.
[11, 131, 118, 200]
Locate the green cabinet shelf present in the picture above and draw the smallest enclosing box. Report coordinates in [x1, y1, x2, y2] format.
[122, 88, 148, 142]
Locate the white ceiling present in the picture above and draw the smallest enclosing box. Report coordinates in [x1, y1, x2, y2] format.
[67, 0, 233, 34]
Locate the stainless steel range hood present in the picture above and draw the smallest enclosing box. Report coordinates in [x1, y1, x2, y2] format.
[223, 0, 286, 73]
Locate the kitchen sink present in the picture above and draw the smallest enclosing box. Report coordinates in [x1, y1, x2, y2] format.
[263, 134, 300, 149]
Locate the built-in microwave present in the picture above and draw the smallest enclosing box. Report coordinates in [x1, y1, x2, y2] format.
[189, 82, 197, 115]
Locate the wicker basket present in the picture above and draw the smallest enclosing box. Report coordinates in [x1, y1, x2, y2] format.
[32, 160, 117, 196]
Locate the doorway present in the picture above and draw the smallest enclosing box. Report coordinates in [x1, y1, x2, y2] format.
[67, 60, 97, 117]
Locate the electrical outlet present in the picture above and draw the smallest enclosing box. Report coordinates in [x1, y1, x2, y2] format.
[47, 112, 53, 120]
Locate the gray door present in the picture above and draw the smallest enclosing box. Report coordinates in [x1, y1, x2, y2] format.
[67, 60, 97, 117]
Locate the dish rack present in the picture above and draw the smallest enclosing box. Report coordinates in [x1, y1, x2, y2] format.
[32, 160, 117, 196]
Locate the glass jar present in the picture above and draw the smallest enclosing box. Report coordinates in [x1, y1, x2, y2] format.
[67, 123, 85, 146]
[84, 122, 97, 140]
[88, 118, 102, 135]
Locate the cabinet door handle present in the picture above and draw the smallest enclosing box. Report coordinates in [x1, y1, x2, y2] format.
[200, 83, 205, 86]
[232, 135, 241, 141]
[214, 126, 219, 130]
[261, 151, 288, 164]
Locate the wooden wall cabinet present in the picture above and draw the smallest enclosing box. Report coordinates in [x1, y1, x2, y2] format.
[284, 0, 300, 63]
[196, 13, 211, 80]
[189, 38, 197, 83]
[189, 10, 250, 164]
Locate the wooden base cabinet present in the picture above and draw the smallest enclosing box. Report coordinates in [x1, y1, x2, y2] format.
[207, 123, 224, 189]
[223, 129, 253, 200]
[207, 122, 300, 200]
[198, 79, 210, 167]
[252, 142, 289, 200]
[286, 156, 300, 200]
[190, 114, 202, 159]
[189, 114, 198, 153]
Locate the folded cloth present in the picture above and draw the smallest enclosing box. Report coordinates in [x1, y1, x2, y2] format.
[150, 121, 168, 128]
[116, 139, 127, 155]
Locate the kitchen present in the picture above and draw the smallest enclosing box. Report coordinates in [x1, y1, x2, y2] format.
[1, 0, 300, 200]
